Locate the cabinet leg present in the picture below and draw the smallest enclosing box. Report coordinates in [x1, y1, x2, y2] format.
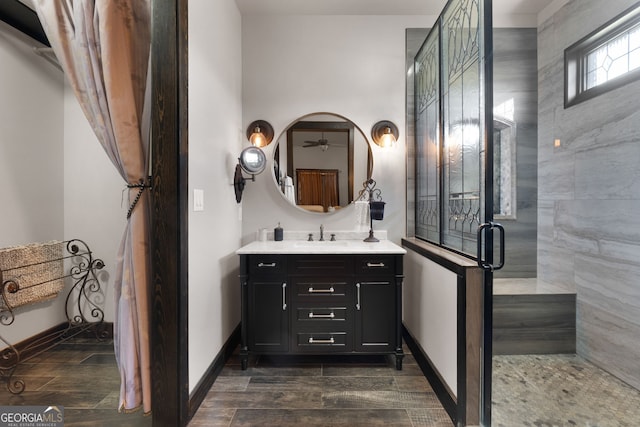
[240, 348, 249, 370]
[395, 351, 404, 370]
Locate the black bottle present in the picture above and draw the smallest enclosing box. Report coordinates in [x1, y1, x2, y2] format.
[274, 223, 283, 241]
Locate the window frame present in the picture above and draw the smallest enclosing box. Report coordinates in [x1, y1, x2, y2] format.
[565, 2, 640, 108]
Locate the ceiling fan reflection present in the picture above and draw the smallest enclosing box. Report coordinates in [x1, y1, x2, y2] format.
[303, 133, 332, 151]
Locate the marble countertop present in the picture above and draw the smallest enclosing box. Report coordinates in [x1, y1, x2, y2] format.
[236, 239, 406, 255]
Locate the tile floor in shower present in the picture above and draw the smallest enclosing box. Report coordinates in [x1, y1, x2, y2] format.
[2, 338, 640, 426]
[492, 353, 640, 427]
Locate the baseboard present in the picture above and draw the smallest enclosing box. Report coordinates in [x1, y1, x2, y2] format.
[188, 323, 241, 421]
[402, 324, 457, 425]
[0, 321, 113, 367]
[76, 321, 114, 339]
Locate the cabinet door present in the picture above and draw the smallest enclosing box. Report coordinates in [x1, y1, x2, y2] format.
[248, 279, 288, 353]
[354, 279, 395, 352]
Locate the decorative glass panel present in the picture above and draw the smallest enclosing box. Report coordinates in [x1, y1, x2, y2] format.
[584, 21, 640, 90]
[442, 0, 485, 255]
[412, 0, 490, 258]
[415, 30, 440, 243]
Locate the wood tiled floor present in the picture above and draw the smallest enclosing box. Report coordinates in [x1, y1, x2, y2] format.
[12, 337, 640, 426]
[0, 338, 452, 426]
[189, 344, 454, 427]
[0, 338, 150, 427]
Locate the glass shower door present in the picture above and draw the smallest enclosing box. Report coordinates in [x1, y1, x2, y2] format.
[414, 0, 497, 425]
[441, 3, 498, 425]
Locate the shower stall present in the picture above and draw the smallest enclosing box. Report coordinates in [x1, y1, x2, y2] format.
[405, 22, 577, 426]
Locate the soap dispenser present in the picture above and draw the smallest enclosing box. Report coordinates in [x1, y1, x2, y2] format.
[274, 222, 284, 241]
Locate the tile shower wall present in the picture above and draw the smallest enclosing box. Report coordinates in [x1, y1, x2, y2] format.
[493, 28, 538, 279]
[538, 0, 640, 390]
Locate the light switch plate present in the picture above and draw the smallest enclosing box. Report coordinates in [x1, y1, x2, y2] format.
[194, 189, 204, 211]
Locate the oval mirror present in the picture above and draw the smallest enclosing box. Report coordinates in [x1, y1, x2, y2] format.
[273, 113, 373, 213]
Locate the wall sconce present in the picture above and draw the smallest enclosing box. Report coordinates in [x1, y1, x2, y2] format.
[371, 120, 399, 148]
[246, 120, 274, 148]
[234, 146, 267, 203]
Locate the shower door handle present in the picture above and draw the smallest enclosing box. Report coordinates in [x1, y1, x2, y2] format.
[477, 221, 505, 272]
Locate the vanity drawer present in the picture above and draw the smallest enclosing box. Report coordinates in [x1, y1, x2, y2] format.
[288, 255, 353, 275]
[248, 255, 287, 276]
[355, 255, 396, 276]
[295, 307, 348, 322]
[295, 332, 350, 352]
[292, 277, 349, 300]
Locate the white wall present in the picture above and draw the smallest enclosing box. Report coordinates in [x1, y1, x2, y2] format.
[0, 19, 124, 346]
[241, 15, 438, 244]
[403, 250, 458, 396]
[0, 25, 64, 245]
[0, 22, 66, 344]
[63, 83, 126, 324]
[188, 0, 243, 392]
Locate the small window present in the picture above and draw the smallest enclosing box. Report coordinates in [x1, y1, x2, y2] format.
[565, 3, 640, 107]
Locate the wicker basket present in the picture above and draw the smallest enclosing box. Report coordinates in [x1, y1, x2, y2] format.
[0, 241, 65, 310]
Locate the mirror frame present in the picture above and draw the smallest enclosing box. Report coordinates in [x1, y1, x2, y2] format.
[273, 114, 374, 213]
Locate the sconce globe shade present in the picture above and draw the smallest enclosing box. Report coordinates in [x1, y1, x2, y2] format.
[239, 146, 267, 175]
[246, 120, 274, 147]
[379, 127, 396, 147]
[371, 120, 399, 148]
[250, 128, 267, 147]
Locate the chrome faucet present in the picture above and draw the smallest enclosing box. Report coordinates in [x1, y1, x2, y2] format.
[319, 224, 325, 241]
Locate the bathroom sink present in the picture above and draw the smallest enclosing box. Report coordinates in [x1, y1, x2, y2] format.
[292, 240, 351, 248]
[236, 237, 406, 255]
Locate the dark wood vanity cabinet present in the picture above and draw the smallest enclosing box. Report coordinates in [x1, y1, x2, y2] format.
[239, 253, 404, 370]
[353, 255, 398, 353]
[244, 255, 289, 353]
